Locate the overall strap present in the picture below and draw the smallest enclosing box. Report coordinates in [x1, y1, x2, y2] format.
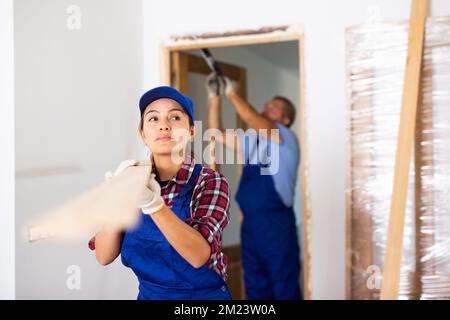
[243, 134, 260, 165]
[257, 135, 270, 168]
[171, 164, 202, 216]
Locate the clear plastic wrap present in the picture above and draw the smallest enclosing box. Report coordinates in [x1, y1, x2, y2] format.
[346, 17, 450, 300]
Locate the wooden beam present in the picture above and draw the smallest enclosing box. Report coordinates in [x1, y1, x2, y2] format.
[298, 35, 312, 300]
[160, 45, 171, 86]
[27, 164, 152, 241]
[380, 0, 428, 300]
[235, 68, 248, 131]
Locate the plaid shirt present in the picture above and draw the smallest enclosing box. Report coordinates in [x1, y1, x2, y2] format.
[152, 156, 230, 281]
[88, 157, 231, 281]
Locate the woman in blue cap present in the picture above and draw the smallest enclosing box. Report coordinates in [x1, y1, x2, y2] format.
[93, 86, 232, 300]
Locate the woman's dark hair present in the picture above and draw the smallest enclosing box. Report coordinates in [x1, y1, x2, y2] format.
[139, 109, 194, 130]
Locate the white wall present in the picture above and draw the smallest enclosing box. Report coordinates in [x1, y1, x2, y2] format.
[0, 0, 15, 300]
[140, 0, 450, 299]
[14, 0, 144, 299]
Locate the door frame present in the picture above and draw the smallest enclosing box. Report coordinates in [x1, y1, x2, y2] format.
[160, 28, 312, 299]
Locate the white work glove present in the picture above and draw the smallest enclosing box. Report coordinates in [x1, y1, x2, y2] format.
[104, 159, 139, 180]
[221, 76, 236, 97]
[206, 72, 225, 97]
[89, 159, 141, 250]
[138, 173, 165, 215]
[105, 159, 163, 215]
[105, 159, 165, 215]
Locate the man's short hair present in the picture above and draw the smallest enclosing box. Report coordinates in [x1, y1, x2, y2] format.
[273, 96, 296, 128]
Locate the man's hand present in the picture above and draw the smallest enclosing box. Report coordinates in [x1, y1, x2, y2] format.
[206, 73, 225, 98]
[138, 174, 165, 215]
[222, 76, 236, 97]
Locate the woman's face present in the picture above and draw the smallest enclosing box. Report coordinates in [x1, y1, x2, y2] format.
[140, 98, 195, 158]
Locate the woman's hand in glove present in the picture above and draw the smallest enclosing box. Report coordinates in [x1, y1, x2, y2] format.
[138, 174, 166, 215]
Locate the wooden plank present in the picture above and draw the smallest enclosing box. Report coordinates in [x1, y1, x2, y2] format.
[171, 52, 189, 94]
[380, 0, 428, 300]
[28, 164, 152, 242]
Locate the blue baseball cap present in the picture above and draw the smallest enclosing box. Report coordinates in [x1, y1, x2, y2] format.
[139, 86, 195, 121]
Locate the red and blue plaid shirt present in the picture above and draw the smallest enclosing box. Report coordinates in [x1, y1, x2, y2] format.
[89, 156, 231, 282]
[154, 156, 230, 281]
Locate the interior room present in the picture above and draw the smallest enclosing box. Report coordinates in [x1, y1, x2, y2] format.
[1, 0, 450, 301]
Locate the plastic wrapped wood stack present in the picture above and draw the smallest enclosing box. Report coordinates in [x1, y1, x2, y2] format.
[346, 17, 450, 300]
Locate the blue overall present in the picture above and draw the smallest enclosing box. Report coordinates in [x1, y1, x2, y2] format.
[235, 138, 302, 300]
[121, 164, 232, 300]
